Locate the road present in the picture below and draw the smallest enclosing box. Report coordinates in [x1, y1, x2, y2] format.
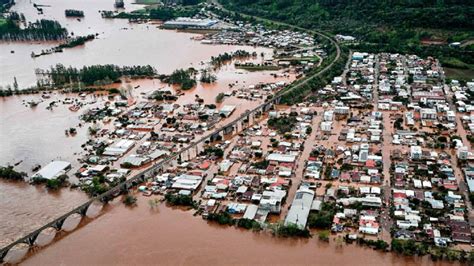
[209, 0, 342, 98]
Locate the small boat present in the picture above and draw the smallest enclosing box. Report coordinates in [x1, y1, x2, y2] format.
[41, 94, 51, 99]
[32, 164, 41, 172]
[69, 105, 80, 112]
[28, 100, 39, 107]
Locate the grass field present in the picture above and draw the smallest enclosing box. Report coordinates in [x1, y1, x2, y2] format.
[445, 67, 474, 82]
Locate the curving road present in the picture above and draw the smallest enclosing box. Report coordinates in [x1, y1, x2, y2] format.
[209, 0, 341, 96]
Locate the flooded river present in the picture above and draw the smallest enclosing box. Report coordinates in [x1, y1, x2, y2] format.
[22, 196, 454, 266]
[1, 0, 273, 88]
[0, 0, 287, 250]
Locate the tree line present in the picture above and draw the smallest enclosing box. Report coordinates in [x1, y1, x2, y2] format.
[0, 17, 68, 41]
[65, 9, 84, 17]
[41, 64, 156, 86]
[160, 68, 197, 90]
[210, 50, 256, 67]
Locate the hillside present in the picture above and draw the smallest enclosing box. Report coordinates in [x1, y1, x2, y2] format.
[221, 0, 474, 78]
[222, 0, 473, 31]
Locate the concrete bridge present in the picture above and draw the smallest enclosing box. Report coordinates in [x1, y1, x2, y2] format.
[0, 23, 342, 263]
[0, 94, 281, 264]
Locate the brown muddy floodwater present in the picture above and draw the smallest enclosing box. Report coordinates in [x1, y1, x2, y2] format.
[0, 0, 290, 250]
[22, 196, 456, 266]
[1, 0, 275, 88]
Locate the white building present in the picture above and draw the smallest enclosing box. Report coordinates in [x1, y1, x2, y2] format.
[323, 110, 334, 121]
[31, 161, 71, 180]
[284, 187, 315, 229]
[410, 146, 422, 160]
[420, 108, 437, 120]
[320, 121, 332, 132]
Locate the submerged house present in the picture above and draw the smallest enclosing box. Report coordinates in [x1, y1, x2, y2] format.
[284, 187, 315, 229]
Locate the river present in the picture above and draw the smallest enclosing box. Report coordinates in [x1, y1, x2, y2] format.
[21, 195, 455, 266]
[0, 0, 287, 250]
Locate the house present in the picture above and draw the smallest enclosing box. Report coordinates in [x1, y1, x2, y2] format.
[219, 105, 236, 117]
[285, 187, 315, 229]
[321, 121, 332, 132]
[446, 111, 456, 122]
[171, 174, 203, 191]
[267, 153, 296, 164]
[420, 108, 437, 120]
[323, 110, 334, 121]
[410, 146, 422, 160]
[259, 189, 286, 213]
[448, 220, 471, 243]
[359, 215, 379, 235]
[31, 161, 71, 180]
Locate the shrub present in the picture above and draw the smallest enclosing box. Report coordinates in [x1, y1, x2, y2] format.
[123, 194, 137, 206]
[165, 193, 194, 207]
[318, 230, 330, 242]
[237, 218, 262, 231]
[273, 223, 311, 238]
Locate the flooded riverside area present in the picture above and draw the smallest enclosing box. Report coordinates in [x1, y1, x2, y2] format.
[1, 0, 271, 87]
[0, 0, 288, 251]
[22, 197, 452, 266]
[1, 0, 474, 265]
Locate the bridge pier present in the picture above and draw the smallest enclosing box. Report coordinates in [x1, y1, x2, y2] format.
[274, 96, 281, 105]
[79, 202, 93, 216]
[25, 230, 42, 246]
[263, 103, 272, 112]
[53, 217, 67, 231]
[223, 125, 234, 135]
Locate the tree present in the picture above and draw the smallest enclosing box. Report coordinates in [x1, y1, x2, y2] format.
[272, 222, 311, 238]
[215, 92, 225, 103]
[123, 194, 137, 206]
[0, 166, 26, 181]
[307, 202, 336, 229]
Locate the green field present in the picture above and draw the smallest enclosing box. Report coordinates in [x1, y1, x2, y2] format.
[445, 67, 474, 82]
[0, 18, 7, 26]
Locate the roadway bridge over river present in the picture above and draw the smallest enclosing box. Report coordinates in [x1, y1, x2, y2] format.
[0, 12, 341, 263]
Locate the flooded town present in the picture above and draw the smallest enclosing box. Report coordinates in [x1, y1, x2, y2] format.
[1, 0, 474, 265]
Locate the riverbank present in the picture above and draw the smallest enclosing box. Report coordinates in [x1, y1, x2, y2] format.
[21, 195, 452, 266]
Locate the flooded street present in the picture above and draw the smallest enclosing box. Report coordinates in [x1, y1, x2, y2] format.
[0, 0, 289, 250]
[22, 196, 451, 266]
